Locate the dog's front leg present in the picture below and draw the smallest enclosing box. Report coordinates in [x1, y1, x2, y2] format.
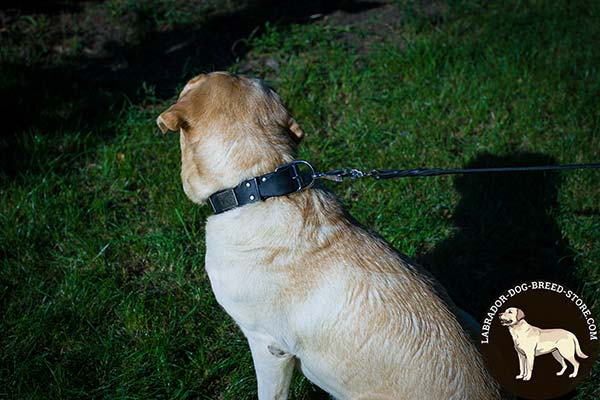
[523, 349, 535, 381]
[516, 351, 525, 379]
[244, 330, 295, 400]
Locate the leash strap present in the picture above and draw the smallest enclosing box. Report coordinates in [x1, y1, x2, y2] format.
[207, 160, 600, 214]
[314, 163, 600, 181]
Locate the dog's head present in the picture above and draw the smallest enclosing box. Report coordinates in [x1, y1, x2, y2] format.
[499, 307, 525, 326]
[157, 72, 304, 204]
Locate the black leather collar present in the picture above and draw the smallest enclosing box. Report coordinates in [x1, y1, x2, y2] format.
[208, 160, 315, 215]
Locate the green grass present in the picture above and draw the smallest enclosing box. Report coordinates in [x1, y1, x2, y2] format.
[1, 0, 599, 398]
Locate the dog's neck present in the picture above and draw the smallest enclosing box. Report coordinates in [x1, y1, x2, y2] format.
[508, 319, 530, 333]
[205, 188, 347, 257]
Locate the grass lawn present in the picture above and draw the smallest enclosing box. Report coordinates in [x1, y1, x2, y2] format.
[1, 0, 599, 398]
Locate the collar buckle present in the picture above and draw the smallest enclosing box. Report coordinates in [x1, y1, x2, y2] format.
[274, 160, 316, 192]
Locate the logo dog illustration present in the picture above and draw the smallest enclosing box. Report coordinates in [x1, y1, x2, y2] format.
[499, 307, 588, 381]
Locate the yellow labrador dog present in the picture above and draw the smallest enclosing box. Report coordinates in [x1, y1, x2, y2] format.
[499, 307, 588, 380]
[157, 72, 500, 399]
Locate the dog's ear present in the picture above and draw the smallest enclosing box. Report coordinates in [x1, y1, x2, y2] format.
[516, 308, 525, 321]
[288, 117, 304, 140]
[157, 103, 187, 134]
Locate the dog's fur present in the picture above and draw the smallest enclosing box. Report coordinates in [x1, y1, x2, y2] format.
[499, 307, 588, 381]
[157, 72, 500, 399]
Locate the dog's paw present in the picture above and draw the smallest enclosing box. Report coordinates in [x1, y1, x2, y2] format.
[523, 376, 531, 381]
[568, 373, 577, 378]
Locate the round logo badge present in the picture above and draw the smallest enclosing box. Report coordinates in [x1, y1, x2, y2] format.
[479, 281, 598, 399]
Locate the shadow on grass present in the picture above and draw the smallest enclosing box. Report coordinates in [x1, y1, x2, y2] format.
[0, 0, 382, 177]
[417, 152, 578, 320]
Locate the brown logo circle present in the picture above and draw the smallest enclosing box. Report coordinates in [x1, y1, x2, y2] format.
[479, 281, 598, 399]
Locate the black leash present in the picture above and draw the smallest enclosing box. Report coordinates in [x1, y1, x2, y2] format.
[207, 160, 600, 214]
[313, 162, 600, 182]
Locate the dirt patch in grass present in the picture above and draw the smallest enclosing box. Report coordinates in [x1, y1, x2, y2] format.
[320, 1, 405, 54]
[0, 0, 386, 177]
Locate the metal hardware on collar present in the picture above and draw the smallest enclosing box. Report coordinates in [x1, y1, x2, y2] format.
[275, 160, 316, 191]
